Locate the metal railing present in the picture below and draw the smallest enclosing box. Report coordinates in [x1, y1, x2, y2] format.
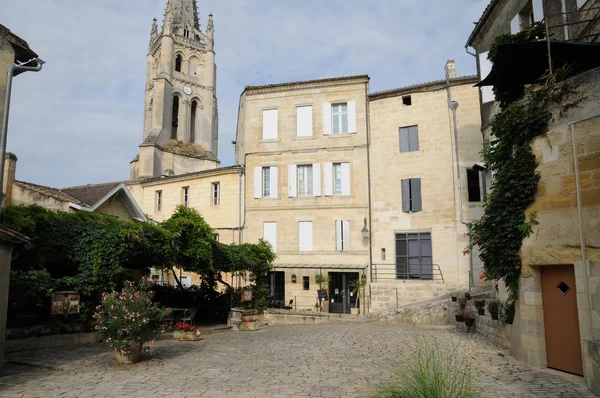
[371, 263, 445, 284]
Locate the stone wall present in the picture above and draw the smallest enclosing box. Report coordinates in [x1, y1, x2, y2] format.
[369, 282, 460, 312]
[367, 296, 452, 325]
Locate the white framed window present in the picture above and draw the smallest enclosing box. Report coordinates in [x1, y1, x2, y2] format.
[212, 182, 220, 206]
[262, 109, 278, 140]
[298, 221, 313, 252]
[324, 162, 350, 196]
[297, 165, 313, 196]
[263, 222, 277, 252]
[155, 190, 162, 211]
[333, 163, 342, 195]
[335, 220, 350, 251]
[296, 105, 313, 137]
[253, 166, 278, 199]
[182, 187, 190, 207]
[180, 276, 191, 288]
[332, 103, 348, 134]
[288, 164, 320, 197]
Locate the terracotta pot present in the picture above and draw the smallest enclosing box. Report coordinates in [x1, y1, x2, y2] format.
[115, 342, 142, 364]
[477, 308, 485, 316]
[173, 331, 201, 341]
[465, 317, 475, 327]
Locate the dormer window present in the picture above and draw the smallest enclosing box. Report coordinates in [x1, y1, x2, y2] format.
[175, 55, 182, 72]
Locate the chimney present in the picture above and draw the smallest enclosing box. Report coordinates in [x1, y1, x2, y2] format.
[445, 60, 456, 80]
[3, 153, 17, 207]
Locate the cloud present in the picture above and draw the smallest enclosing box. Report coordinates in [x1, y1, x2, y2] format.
[2, 0, 489, 188]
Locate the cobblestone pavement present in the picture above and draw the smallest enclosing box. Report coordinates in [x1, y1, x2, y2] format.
[0, 322, 596, 397]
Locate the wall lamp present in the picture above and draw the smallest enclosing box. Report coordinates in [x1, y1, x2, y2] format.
[361, 218, 369, 240]
[291, 274, 297, 283]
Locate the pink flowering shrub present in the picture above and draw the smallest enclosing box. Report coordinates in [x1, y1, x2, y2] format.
[93, 281, 170, 352]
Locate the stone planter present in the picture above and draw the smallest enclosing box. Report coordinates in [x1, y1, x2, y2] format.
[229, 310, 243, 331]
[239, 321, 259, 331]
[115, 343, 142, 364]
[351, 308, 359, 316]
[173, 331, 201, 341]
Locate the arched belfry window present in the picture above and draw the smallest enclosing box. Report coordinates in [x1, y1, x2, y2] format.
[190, 100, 197, 144]
[175, 55, 182, 72]
[171, 96, 179, 140]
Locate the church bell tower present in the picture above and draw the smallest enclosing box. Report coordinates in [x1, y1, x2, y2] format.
[131, 0, 219, 179]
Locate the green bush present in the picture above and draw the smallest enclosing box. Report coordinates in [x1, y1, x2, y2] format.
[372, 335, 476, 398]
[487, 300, 501, 315]
[499, 300, 516, 325]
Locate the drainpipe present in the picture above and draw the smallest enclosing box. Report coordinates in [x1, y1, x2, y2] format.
[0, 58, 44, 215]
[570, 117, 597, 341]
[238, 166, 244, 244]
[447, 78, 474, 289]
[365, 81, 374, 287]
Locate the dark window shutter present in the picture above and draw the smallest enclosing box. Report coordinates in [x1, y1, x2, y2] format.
[467, 169, 481, 202]
[411, 178, 422, 211]
[399, 128, 409, 153]
[410, 126, 419, 151]
[401, 179, 410, 212]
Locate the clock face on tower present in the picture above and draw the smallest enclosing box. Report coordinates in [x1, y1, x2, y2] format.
[183, 86, 193, 95]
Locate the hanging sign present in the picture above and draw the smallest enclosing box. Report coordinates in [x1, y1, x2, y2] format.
[241, 289, 253, 303]
[51, 291, 80, 315]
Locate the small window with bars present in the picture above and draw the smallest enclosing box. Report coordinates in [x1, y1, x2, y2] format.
[212, 182, 220, 205]
[303, 276, 310, 290]
[182, 187, 190, 207]
[156, 190, 162, 212]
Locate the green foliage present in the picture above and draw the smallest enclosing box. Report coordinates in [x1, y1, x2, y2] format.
[93, 281, 169, 352]
[315, 273, 329, 288]
[371, 334, 476, 398]
[499, 300, 516, 325]
[487, 300, 501, 315]
[474, 300, 486, 310]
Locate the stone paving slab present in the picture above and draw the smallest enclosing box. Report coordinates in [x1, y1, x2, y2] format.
[0, 322, 596, 397]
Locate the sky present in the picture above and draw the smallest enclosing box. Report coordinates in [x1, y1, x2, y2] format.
[1, 0, 489, 188]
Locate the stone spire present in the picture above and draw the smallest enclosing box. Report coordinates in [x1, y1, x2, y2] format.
[149, 17, 158, 51]
[206, 12, 214, 45]
[164, 0, 200, 31]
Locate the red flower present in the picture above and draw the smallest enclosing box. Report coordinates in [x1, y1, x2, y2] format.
[191, 326, 196, 330]
[184, 324, 190, 329]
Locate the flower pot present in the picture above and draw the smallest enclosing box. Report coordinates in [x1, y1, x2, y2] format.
[239, 321, 259, 331]
[351, 308, 359, 316]
[465, 317, 475, 327]
[115, 343, 142, 364]
[455, 314, 464, 322]
[451, 296, 457, 302]
[491, 312, 499, 320]
[477, 308, 485, 316]
[173, 331, 201, 341]
[464, 293, 471, 300]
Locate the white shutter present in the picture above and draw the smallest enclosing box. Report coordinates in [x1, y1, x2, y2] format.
[342, 220, 350, 251]
[312, 163, 321, 197]
[262, 109, 278, 140]
[341, 162, 351, 196]
[296, 105, 312, 137]
[335, 220, 342, 251]
[322, 103, 332, 135]
[533, 0, 544, 21]
[323, 163, 333, 196]
[510, 15, 520, 34]
[299, 221, 313, 252]
[288, 164, 297, 197]
[263, 222, 277, 252]
[253, 166, 262, 199]
[478, 52, 494, 103]
[347, 100, 357, 133]
[270, 166, 278, 198]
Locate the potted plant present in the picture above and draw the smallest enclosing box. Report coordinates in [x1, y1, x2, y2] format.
[315, 273, 330, 313]
[464, 292, 471, 300]
[499, 300, 516, 325]
[474, 300, 486, 316]
[464, 308, 476, 328]
[94, 281, 169, 364]
[349, 278, 368, 316]
[487, 300, 500, 320]
[239, 315, 259, 331]
[450, 294, 457, 302]
[173, 322, 201, 341]
[455, 308, 465, 322]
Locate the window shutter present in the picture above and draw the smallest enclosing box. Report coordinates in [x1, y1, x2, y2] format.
[410, 126, 419, 151]
[288, 164, 297, 197]
[262, 109, 278, 140]
[347, 100, 357, 133]
[335, 220, 342, 251]
[253, 166, 262, 199]
[322, 103, 332, 135]
[401, 179, 410, 212]
[270, 166, 278, 198]
[263, 222, 277, 252]
[411, 178, 422, 212]
[299, 221, 313, 252]
[478, 52, 494, 103]
[399, 127, 409, 153]
[532, 0, 544, 21]
[342, 220, 350, 251]
[341, 163, 351, 196]
[323, 163, 333, 196]
[312, 163, 321, 196]
[296, 105, 313, 137]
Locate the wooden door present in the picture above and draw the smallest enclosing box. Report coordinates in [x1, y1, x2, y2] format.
[541, 265, 583, 375]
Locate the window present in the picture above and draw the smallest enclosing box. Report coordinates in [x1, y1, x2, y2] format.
[381, 248, 386, 261]
[214, 233, 219, 242]
[298, 221, 313, 252]
[180, 275, 191, 288]
[155, 190, 162, 211]
[190, 101, 197, 143]
[262, 109, 278, 140]
[297, 165, 313, 196]
[333, 163, 342, 194]
[401, 178, 422, 212]
[467, 169, 482, 202]
[263, 222, 277, 252]
[335, 220, 350, 251]
[303, 276, 310, 291]
[395, 232, 432, 280]
[171, 96, 179, 139]
[402, 95, 412, 106]
[296, 105, 313, 137]
[175, 55, 182, 72]
[399, 125, 419, 152]
[182, 187, 190, 207]
[262, 167, 271, 197]
[324, 162, 349, 196]
[151, 274, 163, 285]
[332, 103, 348, 134]
[212, 182, 220, 205]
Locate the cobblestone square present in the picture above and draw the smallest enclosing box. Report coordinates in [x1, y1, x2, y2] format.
[0, 322, 595, 397]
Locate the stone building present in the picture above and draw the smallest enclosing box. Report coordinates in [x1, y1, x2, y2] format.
[368, 62, 484, 311]
[466, 0, 600, 391]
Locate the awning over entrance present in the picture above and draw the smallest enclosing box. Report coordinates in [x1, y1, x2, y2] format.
[476, 40, 600, 88]
[272, 263, 368, 270]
